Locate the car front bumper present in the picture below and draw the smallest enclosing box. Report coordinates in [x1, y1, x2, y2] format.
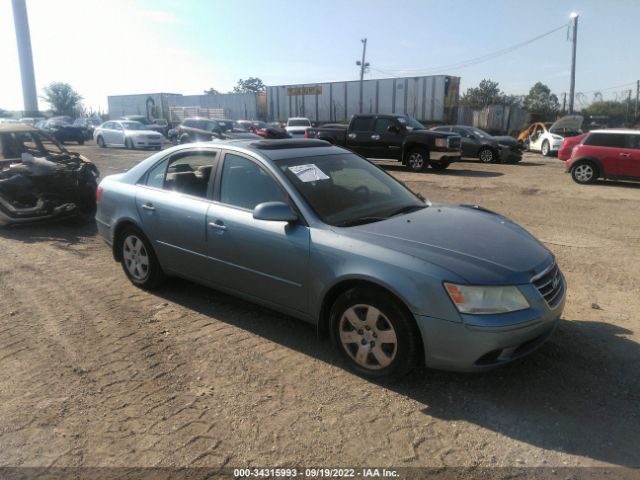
[414, 284, 565, 372]
[133, 137, 163, 148]
[498, 145, 523, 162]
[431, 149, 461, 162]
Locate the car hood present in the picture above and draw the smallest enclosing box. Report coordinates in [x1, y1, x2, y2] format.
[550, 115, 583, 132]
[125, 129, 163, 136]
[336, 203, 552, 284]
[491, 135, 520, 146]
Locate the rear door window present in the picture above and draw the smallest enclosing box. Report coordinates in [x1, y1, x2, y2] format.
[144, 149, 219, 198]
[625, 135, 640, 150]
[373, 118, 396, 134]
[584, 133, 626, 148]
[351, 116, 374, 132]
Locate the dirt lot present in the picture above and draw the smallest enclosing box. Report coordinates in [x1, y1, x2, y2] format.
[1, 142, 639, 473]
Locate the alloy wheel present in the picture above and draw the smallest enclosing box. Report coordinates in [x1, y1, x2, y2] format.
[541, 142, 550, 156]
[338, 304, 398, 370]
[407, 153, 424, 170]
[479, 149, 494, 163]
[122, 235, 150, 281]
[573, 164, 594, 183]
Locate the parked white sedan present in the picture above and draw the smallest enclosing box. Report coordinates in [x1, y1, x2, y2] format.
[285, 117, 312, 137]
[94, 120, 164, 150]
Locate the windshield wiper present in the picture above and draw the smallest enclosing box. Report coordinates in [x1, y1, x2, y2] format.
[388, 204, 427, 217]
[336, 216, 387, 227]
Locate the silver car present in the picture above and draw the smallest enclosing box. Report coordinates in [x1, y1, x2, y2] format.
[96, 139, 565, 379]
[93, 120, 164, 150]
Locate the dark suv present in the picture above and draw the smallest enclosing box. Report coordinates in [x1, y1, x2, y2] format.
[431, 125, 522, 163]
[567, 129, 640, 184]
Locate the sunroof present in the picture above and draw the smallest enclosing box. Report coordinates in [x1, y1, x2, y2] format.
[250, 139, 331, 150]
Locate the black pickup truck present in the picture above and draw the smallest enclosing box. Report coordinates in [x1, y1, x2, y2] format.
[315, 114, 461, 171]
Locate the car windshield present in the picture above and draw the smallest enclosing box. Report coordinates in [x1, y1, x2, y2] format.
[1, 131, 67, 159]
[275, 153, 425, 227]
[396, 116, 425, 130]
[470, 127, 491, 138]
[288, 119, 311, 127]
[121, 121, 144, 130]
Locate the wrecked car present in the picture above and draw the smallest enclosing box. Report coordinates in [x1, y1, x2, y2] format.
[517, 115, 583, 156]
[0, 124, 99, 227]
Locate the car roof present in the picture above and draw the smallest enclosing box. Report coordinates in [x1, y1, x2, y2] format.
[588, 129, 640, 135]
[0, 124, 38, 133]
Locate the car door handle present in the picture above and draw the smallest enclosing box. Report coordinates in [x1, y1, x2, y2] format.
[371, 134, 380, 140]
[208, 221, 227, 231]
[141, 203, 155, 211]
[619, 153, 631, 157]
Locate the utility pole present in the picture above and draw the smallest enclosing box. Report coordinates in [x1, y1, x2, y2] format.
[11, 0, 39, 116]
[356, 38, 369, 113]
[568, 13, 579, 114]
[561, 93, 567, 115]
[635, 80, 639, 122]
[627, 89, 632, 125]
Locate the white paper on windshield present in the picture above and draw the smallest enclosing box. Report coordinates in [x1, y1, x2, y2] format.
[288, 164, 330, 182]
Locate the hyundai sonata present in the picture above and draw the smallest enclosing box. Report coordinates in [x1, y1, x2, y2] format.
[96, 139, 565, 379]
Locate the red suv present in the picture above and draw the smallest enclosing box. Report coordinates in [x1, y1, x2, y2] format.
[567, 130, 640, 184]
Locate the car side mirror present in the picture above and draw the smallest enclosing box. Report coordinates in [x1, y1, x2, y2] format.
[253, 202, 298, 222]
[386, 125, 399, 133]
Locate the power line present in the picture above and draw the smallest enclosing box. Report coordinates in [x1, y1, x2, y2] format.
[374, 23, 568, 77]
[577, 81, 637, 95]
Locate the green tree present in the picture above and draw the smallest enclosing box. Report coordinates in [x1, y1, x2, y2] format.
[581, 100, 632, 125]
[460, 79, 504, 108]
[204, 87, 220, 95]
[232, 77, 266, 94]
[41, 82, 83, 116]
[523, 82, 560, 120]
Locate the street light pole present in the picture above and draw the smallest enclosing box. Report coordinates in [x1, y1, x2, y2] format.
[568, 13, 579, 114]
[356, 38, 369, 114]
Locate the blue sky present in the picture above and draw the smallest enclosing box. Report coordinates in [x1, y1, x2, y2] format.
[1, 0, 638, 112]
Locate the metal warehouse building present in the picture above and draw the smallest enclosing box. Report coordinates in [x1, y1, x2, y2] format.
[266, 75, 460, 124]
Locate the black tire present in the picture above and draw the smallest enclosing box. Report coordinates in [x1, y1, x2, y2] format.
[97, 136, 106, 148]
[541, 140, 551, 157]
[77, 137, 84, 145]
[405, 148, 428, 172]
[330, 286, 421, 380]
[117, 226, 165, 289]
[570, 161, 598, 184]
[478, 147, 496, 163]
[430, 160, 450, 170]
[179, 134, 190, 144]
[125, 138, 135, 150]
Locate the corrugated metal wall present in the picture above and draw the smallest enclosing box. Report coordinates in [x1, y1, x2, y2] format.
[458, 105, 530, 134]
[168, 93, 258, 120]
[267, 75, 457, 123]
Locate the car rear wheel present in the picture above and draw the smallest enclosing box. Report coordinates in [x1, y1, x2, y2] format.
[97, 136, 106, 148]
[406, 148, 428, 172]
[478, 147, 495, 163]
[541, 140, 551, 156]
[330, 286, 421, 380]
[118, 226, 165, 289]
[571, 161, 598, 184]
[430, 160, 450, 170]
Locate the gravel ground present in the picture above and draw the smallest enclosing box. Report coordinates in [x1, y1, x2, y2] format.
[0, 142, 639, 473]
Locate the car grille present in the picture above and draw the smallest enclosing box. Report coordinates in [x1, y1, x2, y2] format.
[448, 136, 461, 150]
[147, 135, 161, 140]
[532, 263, 564, 308]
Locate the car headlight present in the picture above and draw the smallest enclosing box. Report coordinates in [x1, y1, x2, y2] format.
[444, 283, 530, 314]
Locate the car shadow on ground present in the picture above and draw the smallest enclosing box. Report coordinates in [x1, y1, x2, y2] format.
[593, 179, 640, 189]
[153, 279, 639, 467]
[0, 220, 97, 244]
[380, 164, 504, 178]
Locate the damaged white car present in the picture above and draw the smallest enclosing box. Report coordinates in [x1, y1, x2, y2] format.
[518, 115, 584, 156]
[0, 124, 99, 227]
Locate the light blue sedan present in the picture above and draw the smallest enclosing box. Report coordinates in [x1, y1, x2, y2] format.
[96, 139, 565, 379]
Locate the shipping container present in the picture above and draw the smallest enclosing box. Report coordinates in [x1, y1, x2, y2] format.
[107, 93, 182, 120]
[266, 75, 460, 124]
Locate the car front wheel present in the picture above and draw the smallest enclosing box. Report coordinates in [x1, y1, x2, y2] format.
[541, 140, 551, 156]
[97, 136, 106, 148]
[430, 160, 450, 170]
[330, 286, 421, 380]
[478, 147, 495, 163]
[118, 226, 165, 289]
[571, 162, 598, 184]
[125, 138, 135, 150]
